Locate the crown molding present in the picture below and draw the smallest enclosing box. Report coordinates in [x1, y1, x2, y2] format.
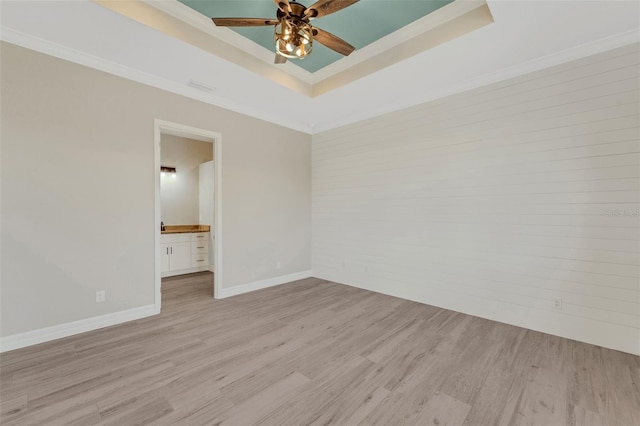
[311, 28, 640, 133]
[1, 23, 637, 135]
[0, 26, 314, 134]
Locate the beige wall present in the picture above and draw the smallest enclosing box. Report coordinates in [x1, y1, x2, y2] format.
[160, 135, 213, 225]
[312, 43, 640, 355]
[0, 42, 311, 337]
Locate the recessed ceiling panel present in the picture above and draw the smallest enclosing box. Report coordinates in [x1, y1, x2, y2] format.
[178, 0, 456, 73]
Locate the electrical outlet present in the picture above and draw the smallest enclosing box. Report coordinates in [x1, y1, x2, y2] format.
[96, 290, 106, 303]
[276, 260, 281, 270]
[552, 298, 562, 311]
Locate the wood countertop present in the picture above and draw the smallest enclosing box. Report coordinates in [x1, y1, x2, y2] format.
[161, 225, 210, 234]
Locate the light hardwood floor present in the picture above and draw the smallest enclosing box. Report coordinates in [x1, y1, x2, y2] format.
[1, 272, 638, 425]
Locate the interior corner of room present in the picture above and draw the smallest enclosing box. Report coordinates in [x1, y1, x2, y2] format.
[0, 0, 639, 423]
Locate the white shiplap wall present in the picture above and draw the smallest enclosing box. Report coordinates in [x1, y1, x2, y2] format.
[312, 43, 640, 355]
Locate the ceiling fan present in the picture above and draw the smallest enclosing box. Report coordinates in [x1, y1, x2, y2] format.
[212, 0, 359, 64]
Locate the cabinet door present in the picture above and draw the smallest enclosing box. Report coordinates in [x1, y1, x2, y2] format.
[160, 243, 170, 273]
[169, 242, 191, 271]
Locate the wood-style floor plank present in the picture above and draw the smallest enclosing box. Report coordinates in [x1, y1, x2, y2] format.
[1, 272, 638, 425]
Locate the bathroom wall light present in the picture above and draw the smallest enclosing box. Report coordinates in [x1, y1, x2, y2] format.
[161, 166, 177, 178]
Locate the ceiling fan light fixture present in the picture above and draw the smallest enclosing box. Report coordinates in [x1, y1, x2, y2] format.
[212, 0, 358, 64]
[275, 19, 313, 59]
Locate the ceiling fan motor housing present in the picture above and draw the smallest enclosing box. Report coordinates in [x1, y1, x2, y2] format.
[277, 1, 309, 20]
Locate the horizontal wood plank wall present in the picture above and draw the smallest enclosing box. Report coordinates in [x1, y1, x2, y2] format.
[312, 43, 640, 355]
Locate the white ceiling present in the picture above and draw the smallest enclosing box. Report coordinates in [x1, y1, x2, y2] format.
[1, 0, 639, 134]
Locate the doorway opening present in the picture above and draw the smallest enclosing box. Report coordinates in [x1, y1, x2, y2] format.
[154, 120, 222, 312]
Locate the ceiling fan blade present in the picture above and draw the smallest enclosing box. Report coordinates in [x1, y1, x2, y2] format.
[212, 18, 279, 27]
[273, 0, 292, 14]
[274, 53, 288, 64]
[304, 0, 359, 19]
[312, 27, 355, 56]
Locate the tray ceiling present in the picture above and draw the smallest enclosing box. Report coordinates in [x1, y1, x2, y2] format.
[178, 0, 456, 73]
[94, 0, 494, 97]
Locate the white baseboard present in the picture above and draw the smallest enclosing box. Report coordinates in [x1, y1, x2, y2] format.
[1, 270, 313, 352]
[0, 304, 159, 353]
[313, 270, 640, 356]
[217, 270, 313, 299]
